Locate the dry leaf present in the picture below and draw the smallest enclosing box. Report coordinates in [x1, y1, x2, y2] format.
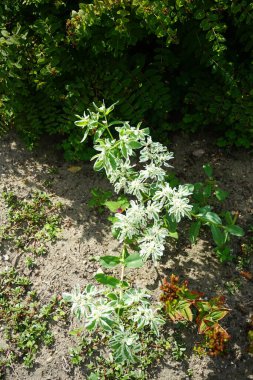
[67, 166, 82, 173]
[240, 271, 253, 281]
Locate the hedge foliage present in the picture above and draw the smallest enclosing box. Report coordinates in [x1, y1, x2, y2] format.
[0, 0, 253, 159]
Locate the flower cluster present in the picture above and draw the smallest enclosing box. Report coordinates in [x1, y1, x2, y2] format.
[76, 104, 192, 262]
[76, 103, 193, 262]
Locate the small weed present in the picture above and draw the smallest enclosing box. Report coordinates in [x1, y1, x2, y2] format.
[187, 368, 194, 378]
[248, 330, 253, 354]
[0, 268, 66, 377]
[88, 188, 113, 213]
[225, 279, 241, 295]
[237, 226, 253, 271]
[25, 256, 36, 269]
[171, 338, 186, 361]
[47, 167, 59, 175]
[88, 188, 129, 217]
[43, 178, 54, 188]
[42, 167, 59, 188]
[0, 191, 62, 259]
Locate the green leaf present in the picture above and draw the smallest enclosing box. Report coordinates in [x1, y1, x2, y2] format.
[209, 309, 229, 321]
[109, 120, 124, 127]
[165, 215, 177, 232]
[75, 119, 89, 127]
[100, 255, 120, 268]
[108, 153, 117, 170]
[107, 292, 118, 301]
[120, 143, 128, 159]
[142, 127, 150, 135]
[86, 319, 96, 331]
[176, 0, 184, 7]
[224, 211, 233, 225]
[1, 30, 9, 37]
[203, 164, 213, 178]
[198, 318, 211, 334]
[215, 189, 228, 202]
[168, 231, 178, 239]
[210, 225, 226, 246]
[200, 19, 211, 31]
[108, 216, 117, 223]
[180, 304, 193, 322]
[201, 211, 222, 225]
[189, 221, 201, 244]
[88, 373, 99, 380]
[124, 253, 143, 268]
[225, 225, 244, 237]
[95, 274, 121, 288]
[198, 206, 212, 214]
[69, 327, 83, 336]
[215, 246, 233, 262]
[128, 141, 142, 149]
[165, 299, 193, 322]
[100, 317, 114, 331]
[93, 160, 104, 171]
[104, 198, 129, 212]
[94, 126, 106, 141]
[14, 62, 22, 69]
[121, 280, 129, 288]
[195, 10, 205, 19]
[203, 184, 212, 198]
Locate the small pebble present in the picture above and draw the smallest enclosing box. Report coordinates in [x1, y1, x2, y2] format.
[192, 149, 205, 157]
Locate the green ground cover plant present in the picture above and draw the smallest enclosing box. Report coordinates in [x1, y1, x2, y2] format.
[1, 1, 252, 159]
[0, 268, 65, 378]
[0, 191, 62, 264]
[63, 101, 244, 377]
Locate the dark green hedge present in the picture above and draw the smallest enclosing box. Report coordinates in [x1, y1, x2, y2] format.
[0, 0, 253, 159]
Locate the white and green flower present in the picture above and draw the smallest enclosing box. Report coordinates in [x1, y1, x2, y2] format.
[126, 176, 148, 200]
[139, 163, 166, 182]
[138, 239, 165, 262]
[85, 299, 116, 331]
[123, 288, 150, 306]
[109, 326, 142, 364]
[126, 200, 147, 228]
[146, 200, 162, 221]
[137, 223, 168, 261]
[167, 194, 192, 223]
[129, 304, 165, 336]
[113, 213, 139, 241]
[153, 183, 174, 205]
[62, 284, 101, 319]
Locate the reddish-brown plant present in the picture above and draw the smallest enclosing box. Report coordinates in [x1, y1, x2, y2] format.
[160, 274, 230, 356]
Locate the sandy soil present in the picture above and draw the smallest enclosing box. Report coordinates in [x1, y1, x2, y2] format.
[0, 132, 253, 380]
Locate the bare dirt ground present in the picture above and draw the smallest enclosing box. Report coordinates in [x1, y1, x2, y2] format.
[0, 131, 253, 380]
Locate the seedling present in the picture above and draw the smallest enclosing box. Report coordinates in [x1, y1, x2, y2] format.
[25, 256, 36, 269]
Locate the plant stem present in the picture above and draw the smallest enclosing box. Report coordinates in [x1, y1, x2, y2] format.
[104, 116, 113, 139]
[119, 244, 126, 299]
[106, 126, 113, 140]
